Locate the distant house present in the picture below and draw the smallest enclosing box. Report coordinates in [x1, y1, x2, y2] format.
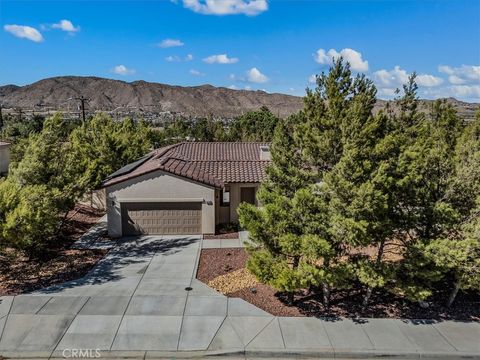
[102, 142, 271, 237]
[0, 141, 11, 175]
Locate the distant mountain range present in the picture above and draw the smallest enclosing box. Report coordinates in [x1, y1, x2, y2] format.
[0, 76, 478, 120]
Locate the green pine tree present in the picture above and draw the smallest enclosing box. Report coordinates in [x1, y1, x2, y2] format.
[240, 59, 383, 308]
[426, 208, 480, 307]
[68, 114, 152, 191]
[239, 115, 314, 304]
[425, 112, 480, 306]
[393, 87, 467, 303]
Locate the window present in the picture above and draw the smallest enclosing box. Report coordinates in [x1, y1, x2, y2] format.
[221, 187, 230, 206]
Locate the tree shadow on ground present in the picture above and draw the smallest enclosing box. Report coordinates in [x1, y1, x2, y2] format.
[284, 286, 480, 322]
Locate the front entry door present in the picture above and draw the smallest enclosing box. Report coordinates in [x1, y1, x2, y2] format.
[240, 187, 256, 205]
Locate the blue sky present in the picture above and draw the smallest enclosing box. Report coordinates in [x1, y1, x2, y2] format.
[1, 0, 479, 101]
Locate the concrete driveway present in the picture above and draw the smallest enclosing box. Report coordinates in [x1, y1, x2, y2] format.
[0, 235, 479, 359]
[0, 235, 273, 358]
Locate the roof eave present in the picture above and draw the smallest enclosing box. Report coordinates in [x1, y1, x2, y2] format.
[101, 167, 223, 190]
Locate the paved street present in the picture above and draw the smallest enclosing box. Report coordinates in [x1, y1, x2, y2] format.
[0, 235, 479, 359]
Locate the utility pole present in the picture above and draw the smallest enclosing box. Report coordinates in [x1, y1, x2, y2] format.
[75, 96, 90, 123]
[16, 107, 23, 122]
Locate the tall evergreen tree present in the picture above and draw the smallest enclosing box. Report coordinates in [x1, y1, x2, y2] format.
[426, 208, 480, 307]
[296, 59, 354, 173]
[425, 112, 480, 306]
[228, 106, 279, 142]
[239, 115, 315, 304]
[68, 114, 152, 191]
[8, 113, 78, 212]
[240, 59, 384, 307]
[392, 89, 467, 303]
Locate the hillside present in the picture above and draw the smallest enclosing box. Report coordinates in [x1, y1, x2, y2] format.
[0, 76, 478, 120]
[0, 76, 303, 119]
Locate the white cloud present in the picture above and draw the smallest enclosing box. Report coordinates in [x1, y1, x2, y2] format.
[190, 69, 205, 76]
[314, 48, 368, 72]
[374, 67, 408, 87]
[422, 85, 480, 103]
[112, 65, 135, 75]
[438, 65, 480, 85]
[181, 0, 268, 16]
[450, 85, 480, 101]
[165, 54, 193, 62]
[4, 24, 43, 42]
[203, 54, 239, 64]
[165, 55, 181, 62]
[373, 66, 442, 88]
[371, 65, 480, 102]
[228, 84, 238, 90]
[244, 85, 252, 90]
[52, 19, 80, 33]
[157, 38, 184, 48]
[314, 49, 331, 65]
[377, 87, 398, 97]
[450, 85, 480, 98]
[447, 75, 466, 85]
[308, 74, 317, 84]
[416, 74, 444, 87]
[229, 73, 236, 80]
[246, 67, 268, 83]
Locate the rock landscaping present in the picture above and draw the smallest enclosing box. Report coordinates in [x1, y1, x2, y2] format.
[197, 248, 480, 320]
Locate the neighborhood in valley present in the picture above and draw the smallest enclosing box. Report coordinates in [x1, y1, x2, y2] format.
[0, 0, 479, 359]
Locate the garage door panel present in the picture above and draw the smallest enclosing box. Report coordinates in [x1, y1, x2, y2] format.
[121, 202, 202, 235]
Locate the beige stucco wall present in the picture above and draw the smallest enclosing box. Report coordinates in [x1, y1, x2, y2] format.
[0, 145, 11, 175]
[105, 170, 216, 238]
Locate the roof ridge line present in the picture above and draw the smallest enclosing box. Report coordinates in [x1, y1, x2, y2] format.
[188, 159, 271, 162]
[180, 141, 270, 144]
[152, 142, 185, 160]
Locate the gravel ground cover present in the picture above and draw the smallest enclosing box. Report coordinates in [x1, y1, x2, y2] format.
[197, 248, 480, 320]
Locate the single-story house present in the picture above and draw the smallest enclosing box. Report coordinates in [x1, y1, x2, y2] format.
[102, 142, 271, 237]
[0, 141, 11, 175]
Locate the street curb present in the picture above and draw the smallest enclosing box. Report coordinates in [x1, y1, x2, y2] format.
[3, 348, 480, 359]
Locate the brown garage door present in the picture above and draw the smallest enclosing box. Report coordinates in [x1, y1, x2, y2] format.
[121, 202, 202, 235]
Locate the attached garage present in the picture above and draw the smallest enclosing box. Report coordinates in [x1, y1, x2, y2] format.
[104, 167, 216, 238]
[121, 202, 202, 235]
[102, 142, 270, 238]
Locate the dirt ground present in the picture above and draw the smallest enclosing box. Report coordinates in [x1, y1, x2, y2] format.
[196, 248, 480, 320]
[203, 232, 239, 239]
[0, 204, 107, 296]
[203, 223, 240, 239]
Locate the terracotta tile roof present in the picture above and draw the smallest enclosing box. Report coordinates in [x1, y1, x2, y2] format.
[102, 142, 270, 188]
